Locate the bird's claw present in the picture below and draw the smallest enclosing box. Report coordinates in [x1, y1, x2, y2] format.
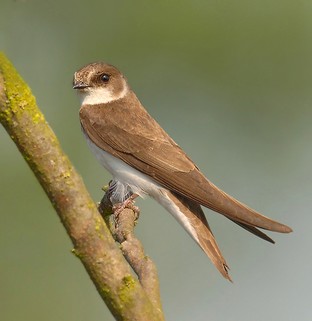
[112, 196, 140, 222]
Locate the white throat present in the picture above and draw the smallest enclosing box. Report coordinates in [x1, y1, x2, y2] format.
[78, 83, 127, 105]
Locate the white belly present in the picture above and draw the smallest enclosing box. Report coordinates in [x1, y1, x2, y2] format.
[84, 133, 163, 201]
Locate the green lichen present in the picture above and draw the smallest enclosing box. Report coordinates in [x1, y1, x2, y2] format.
[71, 248, 82, 258]
[94, 216, 105, 239]
[118, 275, 136, 307]
[32, 112, 44, 124]
[99, 285, 122, 312]
[62, 171, 71, 184]
[0, 52, 45, 126]
[87, 200, 95, 209]
[100, 286, 111, 298]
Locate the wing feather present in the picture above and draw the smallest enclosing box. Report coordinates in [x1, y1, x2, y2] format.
[80, 93, 292, 235]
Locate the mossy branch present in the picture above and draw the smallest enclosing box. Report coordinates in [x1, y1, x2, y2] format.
[0, 52, 164, 321]
[99, 190, 163, 316]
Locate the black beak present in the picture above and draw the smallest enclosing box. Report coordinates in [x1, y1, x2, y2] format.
[73, 81, 89, 89]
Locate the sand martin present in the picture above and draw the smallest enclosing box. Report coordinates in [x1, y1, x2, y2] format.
[73, 62, 292, 281]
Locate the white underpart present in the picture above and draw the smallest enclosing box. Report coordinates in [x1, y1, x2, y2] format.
[78, 81, 127, 105]
[153, 189, 200, 243]
[84, 134, 199, 243]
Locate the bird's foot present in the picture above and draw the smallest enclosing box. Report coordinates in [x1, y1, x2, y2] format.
[112, 194, 140, 221]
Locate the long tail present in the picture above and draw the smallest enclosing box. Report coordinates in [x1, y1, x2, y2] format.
[154, 189, 232, 281]
[189, 178, 293, 234]
[154, 186, 292, 281]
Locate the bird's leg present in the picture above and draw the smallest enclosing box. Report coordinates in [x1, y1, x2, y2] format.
[112, 193, 140, 222]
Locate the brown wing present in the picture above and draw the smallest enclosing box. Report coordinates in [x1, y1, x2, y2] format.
[80, 92, 292, 234]
[168, 191, 232, 281]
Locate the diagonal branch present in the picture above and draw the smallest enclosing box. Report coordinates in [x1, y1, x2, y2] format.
[0, 52, 164, 321]
[99, 190, 163, 316]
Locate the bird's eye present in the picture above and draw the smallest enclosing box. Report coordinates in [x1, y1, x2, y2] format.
[101, 74, 110, 82]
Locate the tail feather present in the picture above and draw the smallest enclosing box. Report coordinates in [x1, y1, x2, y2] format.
[155, 190, 232, 281]
[230, 219, 275, 244]
[153, 185, 291, 281]
[199, 181, 293, 234]
[177, 171, 292, 234]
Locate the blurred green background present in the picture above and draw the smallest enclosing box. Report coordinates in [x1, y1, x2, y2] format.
[0, 1, 310, 320]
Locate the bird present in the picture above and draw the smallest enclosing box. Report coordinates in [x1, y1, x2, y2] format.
[73, 62, 292, 281]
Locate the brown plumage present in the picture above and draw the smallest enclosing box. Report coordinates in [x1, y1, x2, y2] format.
[75, 62, 292, 281]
